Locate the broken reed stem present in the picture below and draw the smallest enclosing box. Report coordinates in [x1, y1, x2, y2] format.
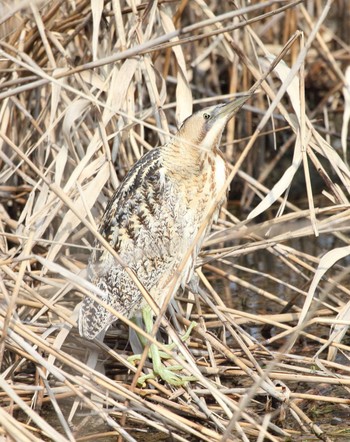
[1, 0, 350, 441]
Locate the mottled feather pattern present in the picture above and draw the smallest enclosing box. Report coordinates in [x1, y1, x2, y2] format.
[79, 143, 228, 339]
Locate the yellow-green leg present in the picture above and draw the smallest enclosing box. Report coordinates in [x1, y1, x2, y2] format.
[130, 306, 197, 386]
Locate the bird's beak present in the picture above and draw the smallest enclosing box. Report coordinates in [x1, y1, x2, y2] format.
[214, 94, 252, 121]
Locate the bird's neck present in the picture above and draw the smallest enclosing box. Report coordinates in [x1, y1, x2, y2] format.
[161, 140, 228, 215]
[161, 141, 213, 179]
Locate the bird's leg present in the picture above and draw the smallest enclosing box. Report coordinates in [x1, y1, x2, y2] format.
[128, 314, 197, 361]
[133, 306, 196, 386]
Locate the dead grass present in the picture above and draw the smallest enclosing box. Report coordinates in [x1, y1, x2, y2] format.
[1, 0, 350, 441]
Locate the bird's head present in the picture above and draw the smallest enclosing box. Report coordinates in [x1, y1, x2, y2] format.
[176, 95, 250, 152]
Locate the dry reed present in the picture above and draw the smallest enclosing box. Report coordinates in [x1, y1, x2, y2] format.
[1, 0, 350, 441]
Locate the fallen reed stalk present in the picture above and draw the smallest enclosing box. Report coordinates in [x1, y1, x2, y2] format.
[1, 0, 350, 441]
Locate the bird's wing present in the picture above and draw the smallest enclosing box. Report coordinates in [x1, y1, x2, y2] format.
[90, 147, 163, 265]
[79, 147, 171, 338]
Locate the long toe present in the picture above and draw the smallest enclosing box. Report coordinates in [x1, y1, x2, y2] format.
[154, 364, 196, 386]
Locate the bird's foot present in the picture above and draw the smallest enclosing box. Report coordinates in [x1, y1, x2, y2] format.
[137, 362, 196, 387]
[148, 338, 196, 386]
[128, 347, 177, 364]
[129, 320, 198, 386]
[129, 351, 196, 386]
[128, 321, 197, 363]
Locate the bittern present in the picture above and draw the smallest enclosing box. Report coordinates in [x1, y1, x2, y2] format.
[78, 95, 249, 385]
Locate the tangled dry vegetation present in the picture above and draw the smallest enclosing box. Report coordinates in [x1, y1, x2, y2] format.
[1, 0, 350, 441]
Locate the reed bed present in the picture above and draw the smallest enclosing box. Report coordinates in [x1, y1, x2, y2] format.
[1, 0, 350, 440]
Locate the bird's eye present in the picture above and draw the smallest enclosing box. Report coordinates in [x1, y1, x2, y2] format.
[203, 113, 211, 120]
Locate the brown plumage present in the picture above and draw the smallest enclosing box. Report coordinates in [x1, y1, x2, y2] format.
[79, 96, 248, 342]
